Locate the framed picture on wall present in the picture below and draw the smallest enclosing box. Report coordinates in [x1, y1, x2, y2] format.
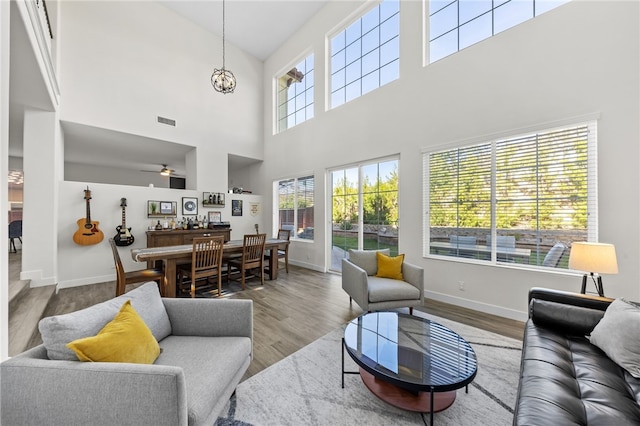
[232, 200, 243, 216]
[182, 197, 198, 216]
[148, 200, 177, 218]
[208, 211, 222, 223]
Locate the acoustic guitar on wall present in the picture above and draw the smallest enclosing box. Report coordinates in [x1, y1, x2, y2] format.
[73, 187, 104, 246]
[114, 197, 135, 246]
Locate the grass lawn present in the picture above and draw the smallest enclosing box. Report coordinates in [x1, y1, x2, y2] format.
[332, 235, 399, 256]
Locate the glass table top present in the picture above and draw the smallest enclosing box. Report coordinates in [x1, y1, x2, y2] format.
[343, 312, 477, 392]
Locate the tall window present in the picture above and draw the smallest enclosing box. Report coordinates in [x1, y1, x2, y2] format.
[330, 158, 399, 272]
[276, 54, 314, 133]
[276, 176, 314, 240]
[330, 0, 399, 109]
[425, 122, 596, 269]
[429, 0, 570, 63]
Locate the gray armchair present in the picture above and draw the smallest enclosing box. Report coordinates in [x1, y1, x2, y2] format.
[342, 249, 424, 314]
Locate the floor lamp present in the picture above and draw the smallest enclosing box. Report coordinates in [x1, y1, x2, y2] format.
[568, 242, 618, 297]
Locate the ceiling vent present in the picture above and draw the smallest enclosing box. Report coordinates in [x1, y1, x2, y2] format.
[157, 116, 176, 127]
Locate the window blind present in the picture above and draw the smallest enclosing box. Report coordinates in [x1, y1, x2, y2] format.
[425, 121, 596, 268]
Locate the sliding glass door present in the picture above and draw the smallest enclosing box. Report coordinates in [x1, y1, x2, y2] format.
[330, 158, 399, 272]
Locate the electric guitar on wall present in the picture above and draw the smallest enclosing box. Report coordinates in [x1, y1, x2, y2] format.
[73, 187, 104, 246]
[114, 197, 135, 246]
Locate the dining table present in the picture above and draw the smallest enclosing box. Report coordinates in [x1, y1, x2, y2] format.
[131, 238, 289, 298]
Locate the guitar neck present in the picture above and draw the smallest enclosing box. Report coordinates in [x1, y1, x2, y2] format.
[86, 199, 92, 223]
[121, 208, 127, 228]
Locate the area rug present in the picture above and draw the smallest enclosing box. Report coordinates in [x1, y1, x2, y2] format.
[215, 311, 522, 425]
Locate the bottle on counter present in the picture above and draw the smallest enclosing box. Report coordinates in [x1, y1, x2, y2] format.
[155, 220, 162, 230]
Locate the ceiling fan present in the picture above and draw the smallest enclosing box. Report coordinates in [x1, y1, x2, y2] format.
[140, 164, 183, 177]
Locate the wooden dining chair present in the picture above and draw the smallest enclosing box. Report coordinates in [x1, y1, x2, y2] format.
[227, 233, 267, 289]
[265, 229, 291, 274]
[177, 236, 225, 298]
[276, 229, 291, 273]
[109, 238, 164, 297]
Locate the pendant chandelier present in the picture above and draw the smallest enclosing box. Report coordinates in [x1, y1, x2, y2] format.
[211, 0, 236, 94]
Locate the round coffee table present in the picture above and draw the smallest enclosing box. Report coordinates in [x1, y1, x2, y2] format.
[342, 312, 477, 424]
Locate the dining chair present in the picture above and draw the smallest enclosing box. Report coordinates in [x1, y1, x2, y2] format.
[177, 236, 225, 298]
[109, 238, 164, 297]
[276, 229, 291, 273]
[227, 233, 267, 289]
[265, 229, 291, 274]
[8, 220, 22, 253]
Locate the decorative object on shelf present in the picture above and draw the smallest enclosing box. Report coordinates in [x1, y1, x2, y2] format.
[148, 201, 177, 218]
[203, 192, 225, 207]
[232, 187, 243, 194]
[114, 198, 134, 247]
[232, 200, 243, 216]
[568, 241, 618, 297]
[210, 0, 236, 94]
[208, 211, 222, 223]
[182, 197, 199, 216]
[73, 186, 104, 246]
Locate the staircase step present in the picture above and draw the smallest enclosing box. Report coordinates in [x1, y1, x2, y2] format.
[9, 284, 56, 356]
[8, 279, 29, 306]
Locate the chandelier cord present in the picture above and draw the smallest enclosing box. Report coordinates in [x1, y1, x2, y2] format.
[222, 0, 226, 69]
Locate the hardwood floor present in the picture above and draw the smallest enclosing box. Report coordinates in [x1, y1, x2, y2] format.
[16, 263, 524, 380]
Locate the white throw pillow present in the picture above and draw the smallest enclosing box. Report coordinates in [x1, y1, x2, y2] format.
[590, 298, 640, 378]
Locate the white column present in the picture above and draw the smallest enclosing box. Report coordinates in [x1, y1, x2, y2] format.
[21, 109, 60, 287]
[0, 0, 11, 361]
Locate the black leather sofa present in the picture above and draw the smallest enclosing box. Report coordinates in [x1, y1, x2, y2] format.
[513, 287, 640, 425]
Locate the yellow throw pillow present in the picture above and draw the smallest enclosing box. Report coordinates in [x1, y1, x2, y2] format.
[67, 300, 160, 364]
[376, 252, 405, 280]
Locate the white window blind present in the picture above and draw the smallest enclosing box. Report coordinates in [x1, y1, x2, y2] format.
[425, 121, 596, 269]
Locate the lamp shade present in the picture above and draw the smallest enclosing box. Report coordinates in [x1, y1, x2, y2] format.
[568, 242, 618, 274]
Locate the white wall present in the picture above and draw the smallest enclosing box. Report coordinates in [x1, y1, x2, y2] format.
[58, 1, 263, 163]
[21, 110, 61, 286]
[49, 1, 266, 289]
[57, 182, 263, 289]
[65, 162, 172, 188]
[259, 0, 640, 320]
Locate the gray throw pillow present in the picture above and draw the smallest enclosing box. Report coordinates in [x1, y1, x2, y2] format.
[348, 249, 390, 276]
[589, 298, 640, 378]
[39, 282, 172, 361]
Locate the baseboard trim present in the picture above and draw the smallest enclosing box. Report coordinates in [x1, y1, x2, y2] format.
[289, 260, 325, 273]
[425, 290, 528, 322]
[57, 274, 115, 291]
[19, 270, 56, 287]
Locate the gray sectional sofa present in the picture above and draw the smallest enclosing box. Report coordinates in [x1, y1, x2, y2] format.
[1, 282, 253, 426]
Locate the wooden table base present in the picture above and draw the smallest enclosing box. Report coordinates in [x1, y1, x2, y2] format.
[359, 368, 457, 413]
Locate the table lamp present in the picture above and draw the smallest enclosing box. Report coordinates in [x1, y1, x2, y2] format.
[568, 242, 618, 297]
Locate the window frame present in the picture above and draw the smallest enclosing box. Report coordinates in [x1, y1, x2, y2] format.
[327, 0, 400, 110]
[426, 0, 571, 64]
[273, 174, 315, 242]
[274, 51, 315, 134]
[328, 155, 400, 272]
[423, 119, 598, 271]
